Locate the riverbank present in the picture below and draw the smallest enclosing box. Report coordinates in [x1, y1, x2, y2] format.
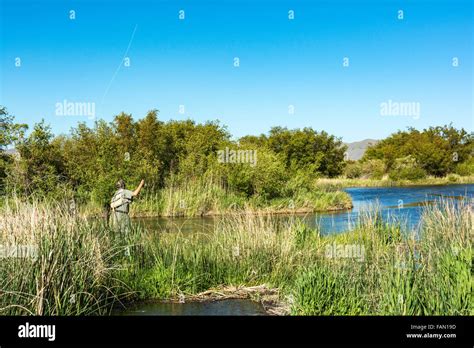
[131, 190, 353, 217]
[316, 174, 474, 188]
[2, 197, 470, 316]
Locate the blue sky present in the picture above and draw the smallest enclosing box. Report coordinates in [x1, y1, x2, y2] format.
[0, 0, 472, 142]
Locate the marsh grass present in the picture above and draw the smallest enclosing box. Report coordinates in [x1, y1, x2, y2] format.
[132, 179, 247, 217]
[317, 175, 474, 189]
[0, 197, 471, 315]
[109, 179, 352, 218]
[0, 199, 135, 315]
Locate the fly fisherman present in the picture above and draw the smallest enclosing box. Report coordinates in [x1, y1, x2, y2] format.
[110, 178, 145, 234]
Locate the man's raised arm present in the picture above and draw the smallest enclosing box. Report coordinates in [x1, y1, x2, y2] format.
[132, 179, 145, 197]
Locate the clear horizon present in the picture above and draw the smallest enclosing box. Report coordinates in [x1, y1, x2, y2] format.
[1, 0, 472, 142]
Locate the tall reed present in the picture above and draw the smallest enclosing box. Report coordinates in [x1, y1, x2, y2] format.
[0, 199, 132, 315]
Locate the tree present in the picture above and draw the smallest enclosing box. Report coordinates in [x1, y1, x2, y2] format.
[389, 155, 427, 181]
[267, 127, 346, 177]
[0, 106, 28, 150]
[0, 107, 28, 194]
[10, 120, 66, 197]
[135, 109, 164, 190]
[363, 125, 473, 177]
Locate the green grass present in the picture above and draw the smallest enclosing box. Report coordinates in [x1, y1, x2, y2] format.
[0, 197, 471, 315]
[0, 199, 135, 315]
[317, 174, 474, 188]
[133, 180, 353, 217]
[132, 179, 247, 217]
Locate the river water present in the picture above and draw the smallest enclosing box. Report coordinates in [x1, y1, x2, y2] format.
[115, 299, 268, 316]
[116, 184, 473, 316]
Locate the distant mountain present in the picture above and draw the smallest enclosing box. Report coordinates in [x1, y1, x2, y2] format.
[344, 139, 379, 161]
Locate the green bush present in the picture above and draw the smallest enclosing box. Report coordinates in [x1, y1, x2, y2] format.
[342, 160, 372, 179]
[390, 167, 427, 181]
[361, 159, 385, 179]
[284, 167, 316, 196]
[389, 156, 426, 181]
[224, 147, 288, 200]
[455, 157, 474, 176]
[362, 125, 473, 176]
[447, 174, 460, 182]
[344, 162, 362, 179]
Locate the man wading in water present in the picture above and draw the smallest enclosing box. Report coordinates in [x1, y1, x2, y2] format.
[110, 178, 145, 234]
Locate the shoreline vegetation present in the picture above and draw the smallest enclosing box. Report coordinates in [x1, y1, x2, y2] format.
[317, 175, 474, 189]
[78, 175, 472, 218]
[130, 175, 474, 217]
[111, 180, 354, 218]
[0, 198, 471, 316]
